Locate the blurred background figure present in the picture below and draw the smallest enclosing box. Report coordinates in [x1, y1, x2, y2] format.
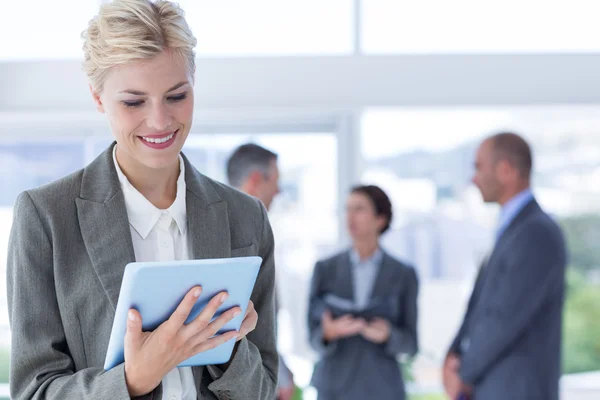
[227, 143, 281, 211]
[443, 133, 567, 400]
[226, 143, 295, 400]
[307, 185, 418, 400]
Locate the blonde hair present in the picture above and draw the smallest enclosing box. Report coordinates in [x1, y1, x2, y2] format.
[82, 0, 197, 92]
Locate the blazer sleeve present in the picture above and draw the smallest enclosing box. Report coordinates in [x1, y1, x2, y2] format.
[448, 317, 466, 356]
[384, 266, 419, 358]
[307, 259, 340, 357]
[206, 200, 278, 399]
[447, 263, 486, 356]
[459, 223, 566, 385]
[7, 191, 146, 400]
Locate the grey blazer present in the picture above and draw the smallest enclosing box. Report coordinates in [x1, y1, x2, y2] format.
[449, 199, 566, 400]
[7, 144, 278, 400]
[307, 250, 419, 400]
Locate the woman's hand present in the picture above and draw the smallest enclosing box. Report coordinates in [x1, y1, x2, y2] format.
[321, 310, 366, 341]
[217, 300, 259, 369]
[236, 300, 258, 342]
[360, 318, 391, 344]
[124, 286, 241, 397]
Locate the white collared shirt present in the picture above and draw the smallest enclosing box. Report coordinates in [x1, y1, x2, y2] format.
[349, 248, 383, 310]
[113, 147, 197, 400]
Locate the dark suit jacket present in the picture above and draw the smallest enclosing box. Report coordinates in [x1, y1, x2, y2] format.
[7, 143, 278, 399]
[308, 250, 419, 400]
[449, 199, 566, 400]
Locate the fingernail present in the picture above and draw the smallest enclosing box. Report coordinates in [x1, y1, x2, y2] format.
[128, 311, 136, 321]
[194, 288, 201, 297]
[233, 310, 241, 317]
[221, 293, 229, 303]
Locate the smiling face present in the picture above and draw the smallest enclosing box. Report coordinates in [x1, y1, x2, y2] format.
[91, 50, 194, 174]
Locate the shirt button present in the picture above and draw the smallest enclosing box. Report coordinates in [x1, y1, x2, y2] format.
[169, 396, 178, 400]
[162, 240, 169, 247]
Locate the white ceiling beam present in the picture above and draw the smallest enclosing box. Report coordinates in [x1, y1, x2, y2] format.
[1, 54, 600, 112]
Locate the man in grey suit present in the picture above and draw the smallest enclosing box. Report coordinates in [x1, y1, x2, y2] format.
[443, 132, 567, 400]
[226, 143, 297, 400]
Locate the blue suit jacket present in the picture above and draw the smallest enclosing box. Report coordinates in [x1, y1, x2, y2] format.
[450, 199, 567, 400]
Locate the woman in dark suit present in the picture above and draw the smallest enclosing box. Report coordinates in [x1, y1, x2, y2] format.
[308, 185, 419, 400]
[6, 1, 277, 399]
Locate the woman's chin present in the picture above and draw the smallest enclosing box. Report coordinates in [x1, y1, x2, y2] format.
[137, 153, 181, 171]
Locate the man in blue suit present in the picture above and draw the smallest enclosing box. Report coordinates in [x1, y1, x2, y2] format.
[443, 132, 567, 400]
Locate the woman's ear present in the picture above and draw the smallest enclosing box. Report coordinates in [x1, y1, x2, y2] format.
[89, 85, 105, 113]
[376, 214, 387, 233]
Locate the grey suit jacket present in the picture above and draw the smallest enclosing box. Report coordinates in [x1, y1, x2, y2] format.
[7, 144, 278, 400]
[449, 199, 566, 400]
[307, 250, 419, 400]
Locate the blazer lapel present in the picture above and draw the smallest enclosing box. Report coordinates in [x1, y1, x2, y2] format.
[76, 143, 136, 310]
[183, 154, 231, 260]
[369, 252, 397, 300]
[487, 198, 540, 266]
[337, 251, 355, 301]
[186, 193, 231, 260]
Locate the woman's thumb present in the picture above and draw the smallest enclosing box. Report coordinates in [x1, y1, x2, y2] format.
[125, 308, 142, 346]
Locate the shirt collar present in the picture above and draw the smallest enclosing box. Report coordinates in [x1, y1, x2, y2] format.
[497, 187, 534, 237]
[112, 146, 187, 239]
[350, 247, 384, 266]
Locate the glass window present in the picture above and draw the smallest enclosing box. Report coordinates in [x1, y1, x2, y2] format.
[178, 0, 354, 56]
[362, 106, 600, 395]
[0, 0, 99, 60]
[361, 0, 600, 54]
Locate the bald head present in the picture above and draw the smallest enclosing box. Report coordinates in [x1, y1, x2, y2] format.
[473, 132, 533, 205]
[488, 132, 533, 180]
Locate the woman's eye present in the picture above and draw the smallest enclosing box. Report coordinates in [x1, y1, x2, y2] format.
[168, 93, 187, 102]
[123, 100, 144, 108]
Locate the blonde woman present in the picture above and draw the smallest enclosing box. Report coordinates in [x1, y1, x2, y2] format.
[6, 1, 277, 399]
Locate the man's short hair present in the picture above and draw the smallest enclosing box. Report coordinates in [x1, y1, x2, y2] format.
[490, 132, 533, 179]
[226, 143, 278, 188]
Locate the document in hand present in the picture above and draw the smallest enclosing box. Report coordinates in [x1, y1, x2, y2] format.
[321, 293, 396, 321]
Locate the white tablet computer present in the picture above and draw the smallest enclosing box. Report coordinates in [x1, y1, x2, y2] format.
[103, 256, 262, 370]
